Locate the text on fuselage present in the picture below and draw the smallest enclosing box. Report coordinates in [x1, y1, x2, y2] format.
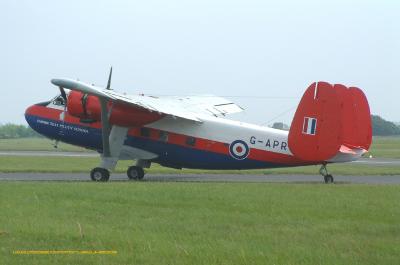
[249, 136, 287, 151]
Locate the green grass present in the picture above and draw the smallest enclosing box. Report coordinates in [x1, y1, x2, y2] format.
[367, 136, 400, 159]
[0, 138, 89, 152]
[1, 182, 399, 265]
[0, 156, 400, 175]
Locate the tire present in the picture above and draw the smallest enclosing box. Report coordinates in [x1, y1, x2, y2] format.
[90, 167, 110, 182]
[324, 174, 334, 184]
[127, 166, 145, 180]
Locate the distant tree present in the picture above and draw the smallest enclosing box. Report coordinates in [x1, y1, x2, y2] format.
[0, 124, 42, 139]
[371, 115, 400, 136]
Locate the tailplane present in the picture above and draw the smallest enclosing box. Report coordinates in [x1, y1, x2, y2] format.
[288, 82, 372, 162]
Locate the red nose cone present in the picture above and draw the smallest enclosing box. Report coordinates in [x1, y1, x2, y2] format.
[25, 105, 36, 126]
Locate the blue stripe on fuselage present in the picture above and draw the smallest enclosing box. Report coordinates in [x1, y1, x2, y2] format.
[25, 114, 103, 150]
[25, 114, 288, 170]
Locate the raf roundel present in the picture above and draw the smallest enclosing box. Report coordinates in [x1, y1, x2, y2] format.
[229, 140, 250, 160]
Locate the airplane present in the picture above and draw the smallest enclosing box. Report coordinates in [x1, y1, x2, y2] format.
[25, 69, 372, 183]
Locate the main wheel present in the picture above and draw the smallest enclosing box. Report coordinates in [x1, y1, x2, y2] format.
[90, 167, 110, 182]
[324, 174, 334, 184]
[127, 166, 145, 180]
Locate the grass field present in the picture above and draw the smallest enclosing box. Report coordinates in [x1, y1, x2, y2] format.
[1, 182, 399, 265]
[0, 138, 89, 152]
[367, 136, 400, 159]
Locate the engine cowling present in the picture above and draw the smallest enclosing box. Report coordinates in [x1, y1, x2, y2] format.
[67, 91, 101, 121]
[67, 91, 164, 127]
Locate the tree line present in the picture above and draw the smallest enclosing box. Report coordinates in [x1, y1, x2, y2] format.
[371, 115, 400, 136]
[0, 115, 399, 139]
[0, 123, 42, 139]
[273, 115, 400, 136]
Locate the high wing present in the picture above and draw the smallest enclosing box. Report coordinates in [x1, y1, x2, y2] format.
[162, 95, 244, 117]
[51, 78, 243, 123]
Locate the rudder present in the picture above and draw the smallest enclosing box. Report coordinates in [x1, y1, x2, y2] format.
[288, 82, 372, 162]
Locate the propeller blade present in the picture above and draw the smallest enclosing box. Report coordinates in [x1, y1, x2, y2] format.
[59, 86, 67, 102]
[106, 66, 112, 90]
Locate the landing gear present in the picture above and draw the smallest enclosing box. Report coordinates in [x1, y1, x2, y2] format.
[127, 166, 145, 180]
[324, 174, 334, 184]
[90, 167, 110, 182]
[320, 164, 334, 184]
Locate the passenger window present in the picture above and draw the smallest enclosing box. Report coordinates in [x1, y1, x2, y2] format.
[159, 131, 168, 142]
[185, 136, 196, 146]
[140, 128, 151, 137]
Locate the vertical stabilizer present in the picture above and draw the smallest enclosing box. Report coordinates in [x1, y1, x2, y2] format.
[288, 82, 372, 162]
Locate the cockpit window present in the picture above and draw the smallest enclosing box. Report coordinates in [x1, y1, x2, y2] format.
[52, 95, 66, 106]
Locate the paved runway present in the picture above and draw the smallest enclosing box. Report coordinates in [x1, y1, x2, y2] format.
[351, 158, 400, 166]
[1, 172, 400, 184]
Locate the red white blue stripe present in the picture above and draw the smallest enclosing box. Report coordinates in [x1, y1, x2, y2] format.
[302, 117, 317, 135]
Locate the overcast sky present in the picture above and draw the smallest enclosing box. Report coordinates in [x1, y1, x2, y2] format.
[1, 0, 399, 126]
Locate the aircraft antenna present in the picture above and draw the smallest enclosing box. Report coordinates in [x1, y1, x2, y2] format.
[260, 105, 297, 126]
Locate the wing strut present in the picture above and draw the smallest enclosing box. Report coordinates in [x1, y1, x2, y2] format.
[99, 98, 111, 157]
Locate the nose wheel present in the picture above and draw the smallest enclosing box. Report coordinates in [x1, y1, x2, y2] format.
[90, 167, 110, 182]
[320, 164, 334, 184]
[127, 166, 145, 180]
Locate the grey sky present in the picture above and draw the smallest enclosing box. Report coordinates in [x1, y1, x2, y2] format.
[1, 0, 399, 125]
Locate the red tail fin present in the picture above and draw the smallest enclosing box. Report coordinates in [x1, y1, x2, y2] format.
[288, 82, 372, 162]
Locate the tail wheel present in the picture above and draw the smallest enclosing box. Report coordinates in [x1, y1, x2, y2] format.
[127, 166, 145, 180]
[90, 167, 110, 182]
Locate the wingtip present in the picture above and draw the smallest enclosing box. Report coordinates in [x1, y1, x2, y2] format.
[50, 78, 81, 90]
[51, 78, 63, 86]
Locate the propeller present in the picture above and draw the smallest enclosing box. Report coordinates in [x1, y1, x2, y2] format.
[106, 66, 112, 90]
[81, 93, 88, 116]
[58, 86, 68, 131]
[51, 67, 114, 157]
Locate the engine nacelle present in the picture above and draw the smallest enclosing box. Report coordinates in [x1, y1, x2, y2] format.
[67, 91, 101, 121]
[67, 91, 164, 127]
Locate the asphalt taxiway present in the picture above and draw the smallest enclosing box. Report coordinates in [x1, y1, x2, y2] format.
[0, 173, 400, 184]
